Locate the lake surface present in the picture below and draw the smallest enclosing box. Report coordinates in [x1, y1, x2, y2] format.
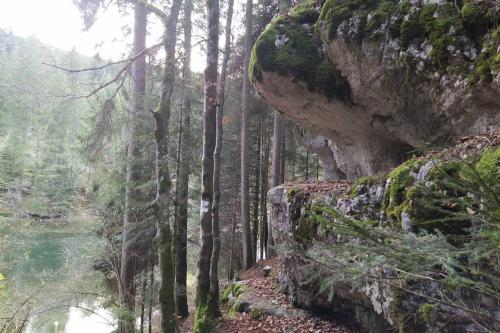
[0, 214, 117, 333]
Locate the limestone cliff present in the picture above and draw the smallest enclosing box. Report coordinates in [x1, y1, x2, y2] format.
[251, 0, 500, 179]
[267, 134, 500, 332]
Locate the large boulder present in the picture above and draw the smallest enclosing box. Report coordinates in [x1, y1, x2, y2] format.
[251, 0, 500, 178]
[267, 136, 500, 332]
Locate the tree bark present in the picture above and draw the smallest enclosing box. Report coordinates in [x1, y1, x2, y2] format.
[268, 112, 283, 255]
[228, 197, 237, 281]
[148, 259, 154, 333]
[120, 3, 147, 330]
[174, 0, 192, 318]
[240, 0, 254, 270]
[258, 109, 269, 259]
[152, 0, 183, 331]
[209, 0, 234, 318]
[194, 0, 219, 330]
[252, 116, 261, 261]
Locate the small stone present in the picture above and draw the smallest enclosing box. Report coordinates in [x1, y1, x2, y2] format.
[401, 212, 411, 231]
[263, 265, 272, 277]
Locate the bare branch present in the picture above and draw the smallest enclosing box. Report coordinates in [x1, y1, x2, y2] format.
[42, 42, 163, 73]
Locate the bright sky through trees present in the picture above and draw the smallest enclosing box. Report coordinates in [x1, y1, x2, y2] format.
[0, 0, 207, 71]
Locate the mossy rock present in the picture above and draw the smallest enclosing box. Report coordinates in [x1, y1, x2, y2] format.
[316, 0, 500, 80]
[249, 0, 352, 101]
[383, 158, 424, 225]
[348, 174, 385, 198]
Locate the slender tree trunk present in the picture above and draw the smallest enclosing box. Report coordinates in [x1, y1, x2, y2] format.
[268, 112, 283, 256]
[140, 270, 147, 333]
[209, 0, 233, 318]
[258, 108, 269, 259]
[120, 3, 147, 330]
[228, 197, 237, 281]
[174, 0, 192, 318]
[194, 0, 219, 330]
[252, 117, 261, 261]
[240, 0, 254, 270]
[152, 1, 182, 332]
[148, 260, 154, 333]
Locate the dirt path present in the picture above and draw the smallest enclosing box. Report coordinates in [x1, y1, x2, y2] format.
[216, 258, 351, 333]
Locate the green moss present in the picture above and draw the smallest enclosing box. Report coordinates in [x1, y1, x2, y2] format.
[474, 147, 500, 185]
[384, 158, 423, 224]
[193, 303, 214, 333]
[221, 281, 246, 303]
[418, 303, 436, 323]
[461, 3, 482, 24]
[366, 1, 396, 32]
[249, 0, 352, 101]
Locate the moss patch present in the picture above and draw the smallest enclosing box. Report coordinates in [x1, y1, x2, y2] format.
[249, 0, 352, 101]
[383, 158, 423, 224]
[317, 0, 500, 78]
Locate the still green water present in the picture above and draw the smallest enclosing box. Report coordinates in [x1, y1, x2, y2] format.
[0, 214, 116, 333]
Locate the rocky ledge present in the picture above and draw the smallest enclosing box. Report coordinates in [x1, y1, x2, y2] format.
[268, 134, 500, 332]
[251, 0, 500, 179]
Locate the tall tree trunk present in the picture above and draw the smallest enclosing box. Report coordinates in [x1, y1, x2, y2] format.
[240, 0, 254, 270]
[228, 197, 237, 281]
[209, 0, 234, 318]
[152, 0, 182, 332]
[258, 108, 269, 259]
[194, 0, 219, 330]
[120, 3, 147, 330]
[148, 259, 154, 333]
[140, 269, 147, 333]
[268, 112, 283, 256]
[252, 116, 261, 261]
[174, 0, 192, 318]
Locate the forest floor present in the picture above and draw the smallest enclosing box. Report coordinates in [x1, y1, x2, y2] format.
[178, 257, 351, 333]
[216, 258, 351, 333]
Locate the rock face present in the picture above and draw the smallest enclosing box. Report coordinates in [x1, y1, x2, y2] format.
[251, 0, 500, 178]
[267, 138, 500, 332]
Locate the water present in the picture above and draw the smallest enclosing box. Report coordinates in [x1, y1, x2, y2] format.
[0, 214, 117, 333]
[25, 304, 115, 333]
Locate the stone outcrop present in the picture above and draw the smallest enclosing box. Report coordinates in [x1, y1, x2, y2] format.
[251, 0, 500, 178]
[267, 137, 500, 332]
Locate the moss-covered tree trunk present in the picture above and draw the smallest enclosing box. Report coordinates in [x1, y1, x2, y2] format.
[174, 0, 192, 319]
[151, 0, 182, 331]
[120, 3, 147, 330]
[209, 0, 233, 318]
[194, 0, 219, 330]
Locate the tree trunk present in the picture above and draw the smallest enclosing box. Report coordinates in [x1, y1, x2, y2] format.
[240, 0, 254, 270]
[120, 3, 147, 330]
[258, 109, 269, 259]
[140, 269, 147, 333]
[148, 259, 154, 333]
[152, 0, 183, 332]
[194, 0, 219, 330]
[268, 112, 283, 255]
[228, 197, 237, 282]
[252, 115, 261, 261]
[209, 0, 233, 318]
[174, 0, 192, 318]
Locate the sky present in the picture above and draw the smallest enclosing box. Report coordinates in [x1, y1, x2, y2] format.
[0, 0, 207, 72]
